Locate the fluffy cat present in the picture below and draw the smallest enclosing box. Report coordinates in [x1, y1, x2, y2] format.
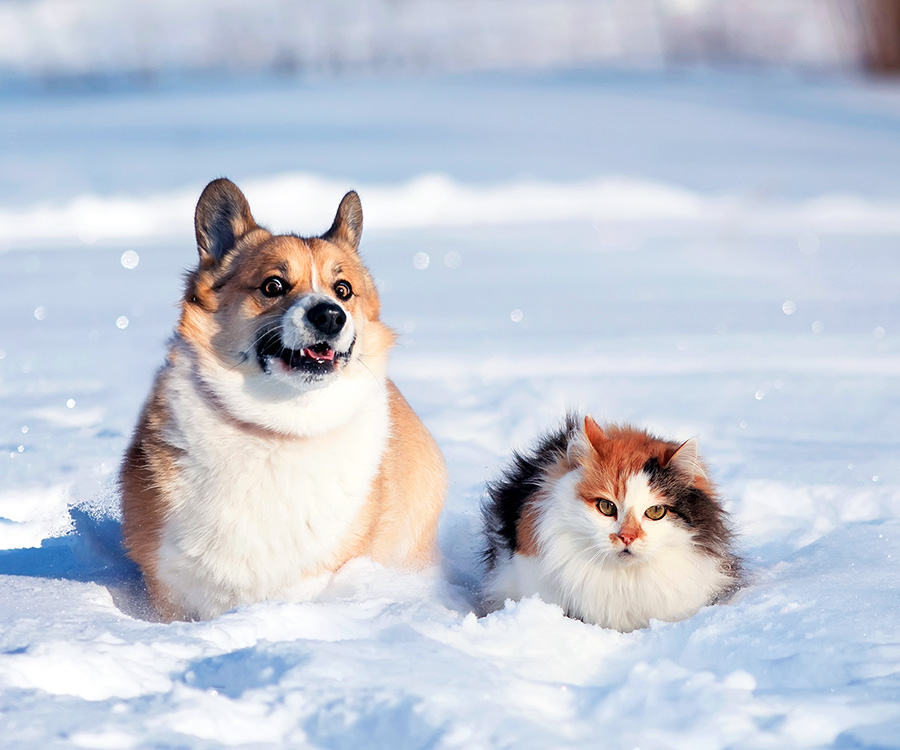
[481, 415, 740, 631]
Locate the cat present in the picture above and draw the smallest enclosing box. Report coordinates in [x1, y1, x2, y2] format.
[481, 415, 740, 631]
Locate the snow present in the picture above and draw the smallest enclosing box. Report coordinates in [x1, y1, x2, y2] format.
[2, 69, 900, 747]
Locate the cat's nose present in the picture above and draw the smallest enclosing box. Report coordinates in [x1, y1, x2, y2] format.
[617, 530, 638, 546]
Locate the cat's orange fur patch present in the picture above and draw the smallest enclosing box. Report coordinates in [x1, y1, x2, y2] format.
[576, 419, 672, 508]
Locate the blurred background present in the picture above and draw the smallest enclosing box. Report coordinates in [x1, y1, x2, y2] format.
[0, 0, 898, 85]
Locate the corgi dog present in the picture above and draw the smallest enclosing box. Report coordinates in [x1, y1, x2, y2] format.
[481, 415, 739, 631]
[121, 178, 447, 621]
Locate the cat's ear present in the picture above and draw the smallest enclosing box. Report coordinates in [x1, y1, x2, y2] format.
[664, 438, 708, 483]
[567, 415, 604, 467]
[583, 416, 606, 448]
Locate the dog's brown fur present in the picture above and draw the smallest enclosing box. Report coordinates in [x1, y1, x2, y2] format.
[121, 179, 447, 621]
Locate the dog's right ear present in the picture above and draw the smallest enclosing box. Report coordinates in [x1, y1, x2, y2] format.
[323, 191, 363, 252]
[194, 178, 258, 264]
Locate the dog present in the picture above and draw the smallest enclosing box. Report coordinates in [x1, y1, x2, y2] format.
[120, 178, 447, 621]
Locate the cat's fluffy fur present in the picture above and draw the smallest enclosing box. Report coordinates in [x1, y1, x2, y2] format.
[481, 415, 739, 631]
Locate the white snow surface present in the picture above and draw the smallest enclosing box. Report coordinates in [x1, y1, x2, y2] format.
[2, 70, 900, 748]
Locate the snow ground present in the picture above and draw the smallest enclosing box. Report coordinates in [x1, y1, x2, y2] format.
[1, 70, 900, 748]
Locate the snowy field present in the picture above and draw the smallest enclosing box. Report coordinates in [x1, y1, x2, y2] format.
[1, 69, 900, 747]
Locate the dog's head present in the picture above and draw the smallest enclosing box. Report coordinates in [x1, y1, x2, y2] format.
[177, 179, 394, 432]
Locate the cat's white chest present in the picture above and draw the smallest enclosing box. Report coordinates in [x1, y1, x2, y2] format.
[489, 547, 728, 632]
[156, 367, 390, 620]
[562, 547, 728, 631]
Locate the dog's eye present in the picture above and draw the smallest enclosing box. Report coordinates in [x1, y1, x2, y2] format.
[645, 505, 667, 521]
[334, 280, 353, 300]
[596, 499, 617, 517]
[261, 276, 287, 298]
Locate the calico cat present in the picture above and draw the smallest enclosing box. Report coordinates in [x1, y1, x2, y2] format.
[481, 415, 740, 631]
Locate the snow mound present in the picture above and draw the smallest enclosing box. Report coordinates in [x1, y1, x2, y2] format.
[5, 172, 900, 247]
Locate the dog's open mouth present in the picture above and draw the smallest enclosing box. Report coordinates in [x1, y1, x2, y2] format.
[298, 342, 335, 365]
[256, 334, 344, 375]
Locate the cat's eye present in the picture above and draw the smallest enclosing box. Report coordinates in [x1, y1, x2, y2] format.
[645, 505, 667, 521]
[334, 280, 353, 300]
[261, 276, 287, 298]
[596, 499, 617, 517]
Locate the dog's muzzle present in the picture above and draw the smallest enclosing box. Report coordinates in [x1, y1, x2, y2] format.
[254, 295, 354, 378]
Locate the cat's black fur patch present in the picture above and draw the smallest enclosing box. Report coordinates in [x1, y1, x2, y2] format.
[644, 456, 742, 585]
[481, 415, 579, 571]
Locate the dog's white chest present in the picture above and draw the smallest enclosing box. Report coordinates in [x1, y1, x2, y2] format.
[156, 367, 390, 620]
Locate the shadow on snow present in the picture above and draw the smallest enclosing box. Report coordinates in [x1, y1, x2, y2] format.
[0, 507, 152, 620]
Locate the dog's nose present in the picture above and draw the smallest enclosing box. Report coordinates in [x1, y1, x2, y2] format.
[307, 302, 346, 336]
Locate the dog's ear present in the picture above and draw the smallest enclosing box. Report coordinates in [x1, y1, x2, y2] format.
[194, 178, 258, 264]
[323, 191, 363, 252]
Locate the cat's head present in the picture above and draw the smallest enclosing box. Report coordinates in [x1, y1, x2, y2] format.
[539, 417, 732, 567]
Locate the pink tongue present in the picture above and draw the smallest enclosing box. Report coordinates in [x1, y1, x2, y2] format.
[304, 347, 335, 362]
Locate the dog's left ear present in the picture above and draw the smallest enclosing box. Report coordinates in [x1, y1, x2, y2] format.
[323, 191, 363, 252]
[194, 178, 258, 265]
